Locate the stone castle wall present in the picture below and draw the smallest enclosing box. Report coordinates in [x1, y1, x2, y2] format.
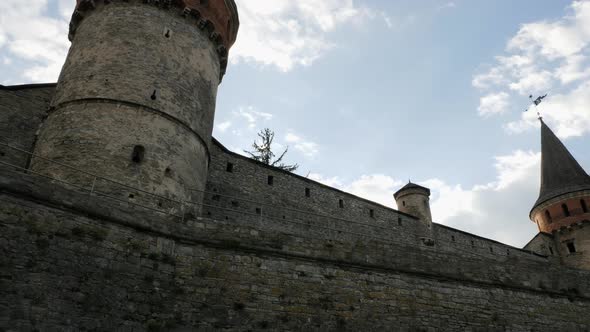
[1, 172, 590, 331]
[0, 84, 54, 169]
[2, 85, 590, 330]
[204, 141, 554, 264]
[555, 222, 590, 270]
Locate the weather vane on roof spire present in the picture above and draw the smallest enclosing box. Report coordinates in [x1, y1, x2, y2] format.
[525, 93, 548, 120]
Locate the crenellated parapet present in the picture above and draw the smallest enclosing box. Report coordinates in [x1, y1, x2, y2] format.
[70, 0, 239, 79]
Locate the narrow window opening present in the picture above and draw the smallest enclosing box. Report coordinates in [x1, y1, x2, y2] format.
[207, 211, 211, 216]
[157, 202, 163, 208]
[506, 250, 510, 256]
[339, 199, 344, 208]
[369, 209, 375, 218]
[282, 216, 286, 219]
[305, 188, 311, 197]
[255, 208, 262, 215]
[267, 175, 274, 186]
[451, 236, 455, 242]
[164, 29, 171, 38]
[128, 194, 135, 199]
[150, 90, 157, 100]
[0, 151, 5, 157]
[549, 247, 554, 255]
[545, 210, 553, 224]
[226, 162, 234, 173]
[398, 217, 402, 226]
[131, 145, 145, 163]
[489, 247, 493, 253]
[562, 204, 571, 217]
[470, 240, 475, 247]
[402, 201, 406, 207]
[567, 242, 576, 254]
[231, 201, 239, 208]
[581, 199, 588, 213]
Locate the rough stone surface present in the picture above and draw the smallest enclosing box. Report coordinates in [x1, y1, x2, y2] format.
[395, 184, 434, 229]
[0, 84, 54, 169]
[32, 2, 221, 203]
[1, 171, 590, 331]
[2, 1, 590, 329]
[205, 141, 548, 264]
[554, 222, 590, 270]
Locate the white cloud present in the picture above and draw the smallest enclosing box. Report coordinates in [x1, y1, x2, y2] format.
[0, 0, 73, 83]
[232, 0, 376, 72]
[343, 174, 402, 208]
[216, 121, 232, 133]
[473, 1, 590, 137]
[428, 150, 541, 247]
[381, 13, 394, 29]
[478, 92, 510, 117]
[508, 70, 553, 95]
[213, 105, 274, 138]
[285, 132, 320, 158]
[308, 173, 344, 188]
[506, 81, 590, 138]
[234, 106, 273, 129]
[437, 2, 456, 10]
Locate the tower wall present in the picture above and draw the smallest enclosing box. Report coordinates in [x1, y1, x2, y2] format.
[31, 1, 237, 204]
[394, 187, 433, 228]
[531, 191, 590, 270]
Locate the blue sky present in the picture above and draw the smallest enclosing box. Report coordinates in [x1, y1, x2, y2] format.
[2, 0, 589, 247]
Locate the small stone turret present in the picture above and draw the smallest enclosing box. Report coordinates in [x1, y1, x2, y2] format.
[394, 182, 433, 228]
[31, 0, 239, 208]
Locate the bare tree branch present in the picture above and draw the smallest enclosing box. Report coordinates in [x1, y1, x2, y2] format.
[244, 128, 299, 172]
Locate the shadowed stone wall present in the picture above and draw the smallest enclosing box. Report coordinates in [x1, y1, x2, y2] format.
[1, 171, 589, 331]
[204, 140, 556, 264]
[0, 84, 54, 169]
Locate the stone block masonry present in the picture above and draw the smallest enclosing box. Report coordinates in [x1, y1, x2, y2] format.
[0, 84, 55, 169]
[32, 0, 238, 205]
[1, 171, 589, 331]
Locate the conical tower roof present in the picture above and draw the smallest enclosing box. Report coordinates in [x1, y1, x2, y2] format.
[532, 119, 590, 211]
[394, 182, 430, 199]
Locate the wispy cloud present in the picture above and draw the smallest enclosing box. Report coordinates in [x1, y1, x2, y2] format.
[478, 92, 510, 117]
[308, 173, 344, 188]
[473, 1, 590, 139]
[235, 106, 273, 130]
[232, 0, 382, 72]
[285, 132, 320, 158]
[437, 2, 457, 11]
[215, 121, 232, 133]
[0, 0, 74, 83]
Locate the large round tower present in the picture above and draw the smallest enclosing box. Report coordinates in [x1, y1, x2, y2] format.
[529, 119, 590, 270]
[31, 0, 239, 206]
